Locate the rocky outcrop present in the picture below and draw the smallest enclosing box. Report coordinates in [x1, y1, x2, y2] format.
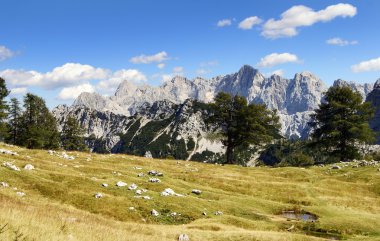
[366, 79, 380, 143]
[53, 65, 374, 160]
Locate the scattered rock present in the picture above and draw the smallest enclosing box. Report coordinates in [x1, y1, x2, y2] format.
[128, 183, 138, 190]
[135, 189, 142, 195]
[137, 173, 145, 177]
[144, 151, 153, 158]
[48, 150, 55, 155]
[161, 188, 175, 196]
[151, 209, 159, 216]
[178, 234, 189, 241]
[170, 212, 177, 217]
[24, 164, 35, 170]
[116, 181, 127, 187]
[3, 162, 20, 171]
[191, 189, 202, 195]
[129, 207, 135, 211]
[101, 183, 108, 187]
[215, 211, 223, 216]
[16, 192, 26, 197]
[202, 212, 207, 216]
[94, 193, 103, 198]
[143, 196, 151, 200]
[149, 178, 161, 183]
[331, 164, 341, 170]
[148, 170, 163, 176]
[61, 152, 75, 160]
[0, 182, 9, 187]
[0, 149, 18, 156]
[133, 167, 143, 170]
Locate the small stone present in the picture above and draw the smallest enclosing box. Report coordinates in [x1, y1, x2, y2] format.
[151, 209, 159, 216]
[129, 207, 135, 211]
[178, 234, 190, 241]
[161, 188, 175, 196]
[137, 173, 145, 177]
[144, 151, 153, 158]
[135, 189, 142, 195]
[331, 164, 342, 170]
[24, 164, 35, 170]
[202, 212, 207, 216]
[192, 189, 202, 195]
[16, 192, 26, 197]
[170, 212, 177, 217]
[128, 183, 138, 190]
[102, 183, 108, 187]
[143, 196, 151, 200]
[3, 162, 20, 171]
[0, 182, 9, 187]
[116, 181, 127, 187]
[149, 178, 161, 183]
[94, 193, 103, 198]
[215, 211, 223, 215]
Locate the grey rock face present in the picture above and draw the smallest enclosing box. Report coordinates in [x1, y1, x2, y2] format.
[53, 65, 374, 160]
[333, 79, 373, 100]
[366, 79, 380, 143]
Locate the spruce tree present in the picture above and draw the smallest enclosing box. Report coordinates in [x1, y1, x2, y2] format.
[0, 77, 10, 140]
[61, 116, 86, 151]
[208, 92, 280, 164]
[309, 85, 376, 161]
[19, 93, 60, 149]
[6, 98, 22, 145]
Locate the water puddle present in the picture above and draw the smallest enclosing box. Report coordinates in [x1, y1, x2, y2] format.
[281, 210, 318, 222]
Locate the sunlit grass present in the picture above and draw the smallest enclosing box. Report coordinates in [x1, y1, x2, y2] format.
[0, 143, 379, 240]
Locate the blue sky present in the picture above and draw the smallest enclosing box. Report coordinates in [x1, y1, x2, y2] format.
[1, 0, 380, 108]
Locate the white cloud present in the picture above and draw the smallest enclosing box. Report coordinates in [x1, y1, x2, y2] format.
[257, 53, 300, 68]
[130, 51, 169, 64]
[97, 69, 147, 93]
[173, 66, 184, 73]
[217, 19, 232, 27]
[271, 69, 284, 76]
[161, 74, 173, 82]
[200, 60, 218, 67]
[196, 69, 212, 76]
[0, 45, 15, 61]
[10, 87, 27, 95]
[262, 3, 357, 39]
[238, 16, 262, 30]
[351, 57, 380, 73]
[58, 83, 96, 100]
[0, 63, 109, 89]
[157, 63, 165, 69]
[326, 37, 358, 46]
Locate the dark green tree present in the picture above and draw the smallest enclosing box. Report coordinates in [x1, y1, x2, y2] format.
[6, 98, 22, 145]
[19, 93, 60, 149]
[208, 92, 280, 164]
[61, 116, 86, 151]
[309, 85, 376, 161]
[0, 77, 10, 140]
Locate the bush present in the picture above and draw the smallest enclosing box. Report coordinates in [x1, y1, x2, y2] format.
[278, 153, 314, 167]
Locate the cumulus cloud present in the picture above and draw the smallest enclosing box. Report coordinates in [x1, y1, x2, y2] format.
[257, 53, 300, 68]
[351, 57, 380, 73]
[0, 63, 109, 89]
[217, 19, 232, 27]
[0, 45, 15, 61]
[262, 3, 357, 39]
[97, 69, 147, 93]
[10, 87, 27, 95]
[130, 51, 169, 64]
[326, 37, 358, 46]
[238, 16, 262, 30]
[58, 83, 96, 100]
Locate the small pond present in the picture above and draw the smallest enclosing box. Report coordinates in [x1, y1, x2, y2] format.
[281, 210, 318, 222]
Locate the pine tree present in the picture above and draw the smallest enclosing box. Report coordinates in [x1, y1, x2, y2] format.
[208, 92, 281, 164]
[6, 98, 22, 145]
[0, 77, 10, 140]
[19, 93, 60, 149]
[61, 116, 86, 151]
[309, 85, 376, 161]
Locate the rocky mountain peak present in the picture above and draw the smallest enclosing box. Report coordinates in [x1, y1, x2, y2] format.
[374, 79, 380, 89]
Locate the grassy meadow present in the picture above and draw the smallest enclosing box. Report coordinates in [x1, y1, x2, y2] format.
[0, 143, 379, 241]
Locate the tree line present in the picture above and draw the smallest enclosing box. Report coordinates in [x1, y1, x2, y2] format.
[0, 77, 86, 151]
[207, 85, 377, 165]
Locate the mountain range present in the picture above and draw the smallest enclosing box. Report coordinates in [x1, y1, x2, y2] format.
[53, 65, 375, 161]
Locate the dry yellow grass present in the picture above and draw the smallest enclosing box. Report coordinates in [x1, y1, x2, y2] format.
[0, 143, 379, 240]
